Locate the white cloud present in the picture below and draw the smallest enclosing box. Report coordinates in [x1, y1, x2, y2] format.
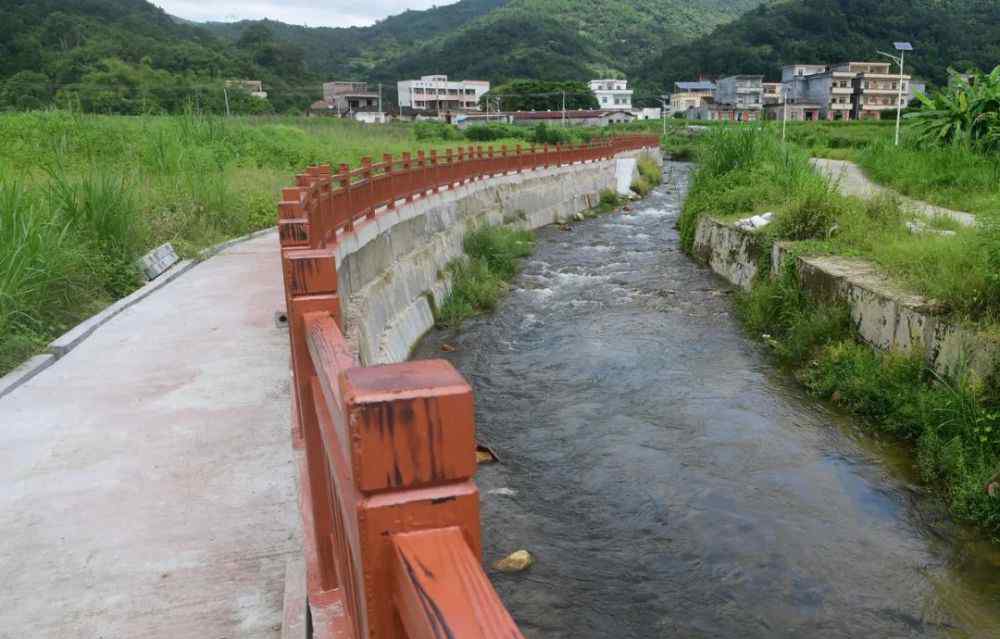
[152, 1, 459, 28]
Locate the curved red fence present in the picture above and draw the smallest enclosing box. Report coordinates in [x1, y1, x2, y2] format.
[276, 134, 658, 638]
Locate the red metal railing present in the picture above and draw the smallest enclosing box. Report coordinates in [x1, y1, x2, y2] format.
[277, 134, 657, 638]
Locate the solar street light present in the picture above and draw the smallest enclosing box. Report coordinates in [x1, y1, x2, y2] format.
[878, 42, 914, 145]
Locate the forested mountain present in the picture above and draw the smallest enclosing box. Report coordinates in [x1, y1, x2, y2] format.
[2, 0, 999, 113]
[635, 0, 1000, 92]
[0, 0, 317, 113]
[203, 0, 764, 83]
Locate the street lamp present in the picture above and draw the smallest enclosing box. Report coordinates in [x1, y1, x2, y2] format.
[878, 42, 913, 146]
[658, 95, 670, 137]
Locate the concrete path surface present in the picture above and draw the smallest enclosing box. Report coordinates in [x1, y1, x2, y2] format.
[0, 231, 299, 638]
[811, 157, 976, 227]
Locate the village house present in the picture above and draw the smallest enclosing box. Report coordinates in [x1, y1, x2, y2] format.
[504, 109, 635, 127]
[397, 75, 490, 111]
[688, 75, 763, 121]
[668, 81, 716, 115]
[589, 79, 633, 110]
[768, 62, 916, 121]
[224, 80, 267, 99]
[762, 82, 783, 105]
[322, 81, 380, 114]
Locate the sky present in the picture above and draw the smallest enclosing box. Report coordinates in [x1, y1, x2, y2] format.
[151, 1, 459, 28]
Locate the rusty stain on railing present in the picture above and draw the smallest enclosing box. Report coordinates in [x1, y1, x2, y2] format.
[277, 135, 657, 638]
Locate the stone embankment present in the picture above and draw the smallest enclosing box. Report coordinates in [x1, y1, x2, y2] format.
[333, 148, 662, 365]
[692, 216, 998, 378]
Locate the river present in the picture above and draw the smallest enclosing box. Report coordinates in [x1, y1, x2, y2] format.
[410, 162, 1000, 638]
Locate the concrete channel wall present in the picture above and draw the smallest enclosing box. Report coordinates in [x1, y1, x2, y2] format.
[332, 148, 662, 365]
[692, 216, 999, 379]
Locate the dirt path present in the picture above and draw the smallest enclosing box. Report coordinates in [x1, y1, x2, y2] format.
[811, 158, 976, 227]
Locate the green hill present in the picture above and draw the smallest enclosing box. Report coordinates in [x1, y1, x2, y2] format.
[0, 0, 317, 113]
[203, 0, 764, 85]
[634, 0, 1000, 92]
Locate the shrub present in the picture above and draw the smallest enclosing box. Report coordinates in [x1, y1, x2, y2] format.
[630, 177, 651, 197]
[463, 124, 528, 142]
[413, 121, 463, 141]
[436, 225, 535, 327]
[637, 156, 662, 186]
[529, 123, 573, 145]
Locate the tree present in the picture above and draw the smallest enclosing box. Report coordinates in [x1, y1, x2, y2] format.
[481, 80, 599, 112]
[1, 71, 51, 110]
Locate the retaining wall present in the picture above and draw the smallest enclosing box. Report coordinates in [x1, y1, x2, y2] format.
[692, 216, 999, 379]
[333, 149, 661, 365]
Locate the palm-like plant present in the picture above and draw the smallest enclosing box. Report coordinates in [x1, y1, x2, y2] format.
[907, 66, 1000, 150]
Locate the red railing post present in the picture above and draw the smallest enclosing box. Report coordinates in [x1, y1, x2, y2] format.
[416, 150, 427, 195]
[429, 149, 439, 194]
[361, 157, 375, 220]
[383, 153, 395, 210]
[401, 152, 413, 202]
[338, 163, 353, 232]
[445, 148, 455, 189]
[278, 186, 310, 249]
[281, 250, 342, 595]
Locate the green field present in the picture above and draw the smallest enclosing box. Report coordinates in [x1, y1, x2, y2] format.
[0, 112, 543, 376]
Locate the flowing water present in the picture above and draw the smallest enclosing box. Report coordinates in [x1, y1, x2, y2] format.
[411, 163, 1000, 638]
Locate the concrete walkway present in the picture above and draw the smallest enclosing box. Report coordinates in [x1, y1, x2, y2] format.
[0, 231, 298, 638]
[811, 157, 976, 227]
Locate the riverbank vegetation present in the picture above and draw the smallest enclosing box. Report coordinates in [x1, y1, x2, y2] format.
[738, 263, 1000, 535]
[435, 226, 536, 328]
[630, 155, 663, 197]
[0, 111, 526, 376]
[680, 119, 1000, 535]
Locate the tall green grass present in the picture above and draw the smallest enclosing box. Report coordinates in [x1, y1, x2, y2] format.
[0, 111, 531, 375]
[857, 139, 1000, 219]
[679, 124, 1000, 321]
[436, 226, 535, 328]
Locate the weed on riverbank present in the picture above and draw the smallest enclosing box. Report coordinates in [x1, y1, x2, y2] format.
[737, 263, 1000, 535]
[678, 125, 1000, 320]
[631, 155, 663, 197]
[685, 124, 1000, 535]
[435, 226, 535, 328]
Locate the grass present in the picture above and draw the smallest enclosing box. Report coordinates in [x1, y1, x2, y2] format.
[678, 124, 1000, 322]
[0, 110, 528, 375]
[857, 140, 1000, 219]
[630, 154, 663, 197]
[435, 225, 535, 328]
[684, 123, 1000, 535]
[737, 262, 1000, 535]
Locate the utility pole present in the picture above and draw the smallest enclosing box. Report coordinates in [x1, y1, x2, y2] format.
[378, 82, 382, 113]
[561, 91, 566, 127]
[223, 85, 231, 117]
[657, 96, 669, 138]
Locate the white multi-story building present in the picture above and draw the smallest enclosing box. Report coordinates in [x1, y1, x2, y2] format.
[397, 75, 490, 111]
[589, 79, 633, 110]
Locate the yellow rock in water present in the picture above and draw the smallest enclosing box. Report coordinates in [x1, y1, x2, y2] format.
[493, 550, 534, 573]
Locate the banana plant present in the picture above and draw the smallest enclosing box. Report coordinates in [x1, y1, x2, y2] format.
[906, 66, 1000, 150]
